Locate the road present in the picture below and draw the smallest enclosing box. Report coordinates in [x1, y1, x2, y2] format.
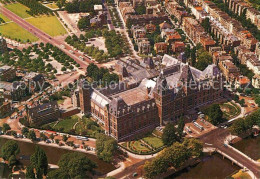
[199, 128, 260, 178]
[1, 6, 95, 70]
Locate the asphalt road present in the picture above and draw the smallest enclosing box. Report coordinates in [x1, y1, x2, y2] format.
[1, 7, 96, 70]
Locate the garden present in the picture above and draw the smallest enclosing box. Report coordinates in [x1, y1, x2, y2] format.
[41, 116, 103, 137]
[120, 133, 165, 154]
[220, 102, 241, 120]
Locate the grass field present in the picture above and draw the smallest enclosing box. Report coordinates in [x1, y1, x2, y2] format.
[0, 22, 38, 42]
[143, 135, 164, 149]
[5, 3, 31, 18]
[26, 15, 67, 37]
[0, 13, 11, 23]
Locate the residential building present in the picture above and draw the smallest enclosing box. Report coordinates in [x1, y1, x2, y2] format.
[137, 39, 151, 54]
[27, 101, 60, 126]
[0, 65, 16, 82]
[154, 42, 168, 54]
[172, 41, 185, 53]
[219, 60, 240, 82]
[23, 72, 45, 93]
[0, 81, 26, 101]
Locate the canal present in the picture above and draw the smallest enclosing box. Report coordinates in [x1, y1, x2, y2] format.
[167, 153, 240, 179]
[232, 136, 260, 161]
[0, 137, 115, 176]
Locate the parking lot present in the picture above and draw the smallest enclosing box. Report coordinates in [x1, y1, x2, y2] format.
[184, 114, 217, 138]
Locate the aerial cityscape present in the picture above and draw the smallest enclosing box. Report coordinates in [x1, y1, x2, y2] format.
[0, 0, 259, 178]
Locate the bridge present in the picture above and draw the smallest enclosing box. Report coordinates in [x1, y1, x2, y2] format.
[199, 128, 260, 179]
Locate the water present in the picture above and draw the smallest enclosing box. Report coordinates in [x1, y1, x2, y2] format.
[167, 153, 240, 179]
[232, 136, 260, 161]
[0, 137, 115, 176]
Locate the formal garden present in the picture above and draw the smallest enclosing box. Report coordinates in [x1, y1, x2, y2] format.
[220, 102, 241, 120]
[41, 115, 102, 137]
[120, 131, 165, 154]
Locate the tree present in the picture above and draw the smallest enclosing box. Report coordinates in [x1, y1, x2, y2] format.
[177, 117, 185, 139]
[40, 133, 48, 141]
[8, 155, 17, 168]
[22, 127, 29, 136]
[26, 165, 35, 179]
[48, 153, 96, 178]
[96, 134, 117, 162]
[50, 134, 54, 141]
[162, 123, 178, 146]
[135, 5, 146, 15]
[78, 16, 90, 30]
[204, 104, 223, 125]
[201, 17, 211, 33]
[1, 140, 20, 165]
[229, 118, 246, 135]
[28, 130, 36, 141]
[62, 135, 68, 142]
[239, 99, 245, 107]
[144, 138, 203, 178]
[55, 139, 60, 144]
[30, 146, 48, 177]
[2, 123, 11, 133]
[255, 95, 260, 106]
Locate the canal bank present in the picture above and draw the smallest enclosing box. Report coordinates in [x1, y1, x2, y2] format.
[0, 136, 116, 176]
[166, 153, 240, 179]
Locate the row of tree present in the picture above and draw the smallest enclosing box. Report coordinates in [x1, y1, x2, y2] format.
[229, 109, 260, 135]
[16, 0, 52, 16]
[143, 138, 203, 178]
[65, 33, 109, 63]
[103, 30, 125, 58]
[65, 0, 102, 14]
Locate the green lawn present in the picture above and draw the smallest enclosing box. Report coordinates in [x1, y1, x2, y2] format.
[26, 15, 67, 37]
[45, 3, 59, 10]
[143, 135, 164, 149]
[0, 13, 11, 23]
[5, 3, 31, 18]
[52, 115, 79, 132]
[0, 22, 38, 42]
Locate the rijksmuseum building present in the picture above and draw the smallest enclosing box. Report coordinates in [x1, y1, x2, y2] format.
[72, 54, 223, 141]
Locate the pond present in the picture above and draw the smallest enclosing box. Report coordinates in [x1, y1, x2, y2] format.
[0, 137, 115, 176]
[167, 153, 240, 179]
[232, 136, 260, 161]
